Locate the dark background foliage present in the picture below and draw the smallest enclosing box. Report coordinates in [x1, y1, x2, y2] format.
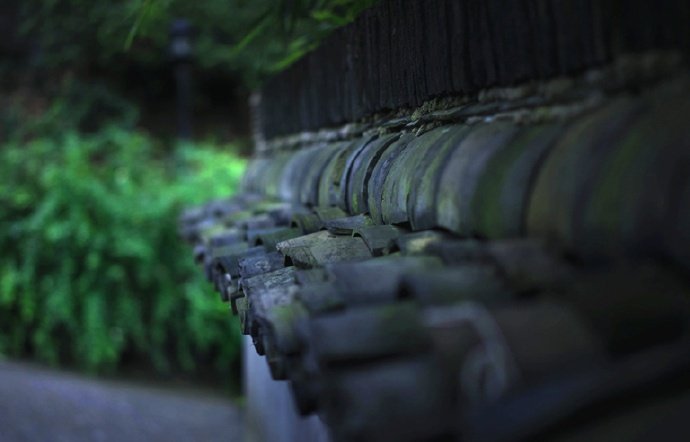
[0, 0, 376, 389]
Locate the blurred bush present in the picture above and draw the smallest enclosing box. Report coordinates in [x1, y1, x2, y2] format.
[0, 126, 246, 386]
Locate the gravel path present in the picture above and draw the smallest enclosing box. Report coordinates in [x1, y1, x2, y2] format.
[0, 360, 243, 442]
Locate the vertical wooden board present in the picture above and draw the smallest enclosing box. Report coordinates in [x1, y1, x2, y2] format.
[515, 0, 540, 81]
[338, 27, 352, 123]
[579, 0, 608, 67]
[317, 41, 334, 127]
[471, 123, 565, 239]
[318, 44, 334, 127]
[410, 0, 430, 106]
[620, 0, 654, 53]
[525, 97, 644, 248]
[376, 0, 394, 110]
[491, 0, 535, 83]
[327, 35, 348, 125]
[465, 0, 486, 89]
[680, 1, 690, 51]
[408, 126, 475, 231]
[288, 66, 301, 134]
[380, 128, 449, 225]
[319, 38, 335, 125]
[420, 0, 451, 99]
[572, 0, 598, 71]
[398, 0, 416, 108]
[367, 133, 416, 224]
[600, 0, 622, 57]
[306, 46, 324, 128]
[289, 67, 306, 135]
[526, 0, 559, 79]
[485, 0, 514, 84]
[387, 0, 411, 109]
[349, 15, 367, 119]
[357, 11, 375, 117]
[257, 78, 275, 138]
[385, 0, 403, 111]
[549, 0, 608, 74]
[303, 55, 316, 131]
[550, 0, 577, 74]
[610, 0, 686, 56]
[290, 64, 310, 133]
[345, 133, 401, 214]
[659, 0, 689, 49]
[436, 122, 517, 236]
[467, 0, 498, 89]
[341, 25, 355, 123]
[447, 0, 474, 93]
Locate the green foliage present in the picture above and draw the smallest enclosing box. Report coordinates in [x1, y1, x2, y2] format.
[0, 0, 376, 387]
[19, 0, 380, 88]
[0, 127, 246, 385]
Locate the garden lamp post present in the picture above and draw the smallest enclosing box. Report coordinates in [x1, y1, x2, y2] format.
[170, 19, 193, 140]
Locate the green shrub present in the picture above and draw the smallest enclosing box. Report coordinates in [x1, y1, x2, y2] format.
[0, 126, 246, 386]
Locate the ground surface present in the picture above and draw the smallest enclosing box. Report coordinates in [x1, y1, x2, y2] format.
[0, 360, 244, 442]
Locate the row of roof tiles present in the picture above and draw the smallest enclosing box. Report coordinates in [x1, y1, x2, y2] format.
[246, 75, 690, 272]
[180, 72, 690, 440]
[181, 193, 690, 441]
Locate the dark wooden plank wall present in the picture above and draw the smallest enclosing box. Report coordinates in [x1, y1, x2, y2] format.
[258, 0, 690, 139]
